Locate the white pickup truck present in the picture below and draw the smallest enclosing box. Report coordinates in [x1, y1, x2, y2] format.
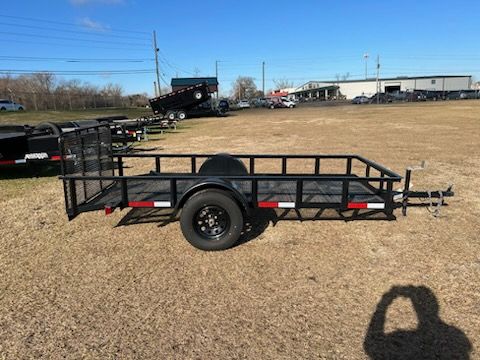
[0, 99, 25, 111]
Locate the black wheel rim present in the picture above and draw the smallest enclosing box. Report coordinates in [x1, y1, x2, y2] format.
[193, 206, 230, 240]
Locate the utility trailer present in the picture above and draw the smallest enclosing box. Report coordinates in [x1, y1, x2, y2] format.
[0, 120, 131, 168]
[0, 122, 76, 166]
[149, 82, 213, 120]
[59, 124, 454, 251]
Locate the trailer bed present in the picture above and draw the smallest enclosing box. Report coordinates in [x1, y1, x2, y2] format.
[74, 174, 384, 213]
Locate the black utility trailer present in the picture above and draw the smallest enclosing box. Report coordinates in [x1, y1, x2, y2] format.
[59, 124, 454, 251]
[0, 120, 127, 167]
[149, 82, 212, 120]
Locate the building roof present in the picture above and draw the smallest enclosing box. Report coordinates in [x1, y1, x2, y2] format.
[290, 85, 339, 94]
[171, 77, 219, 86]
[303, 75, 471, 85]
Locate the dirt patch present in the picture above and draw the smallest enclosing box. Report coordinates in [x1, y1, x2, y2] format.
[1, 101, 479, 358]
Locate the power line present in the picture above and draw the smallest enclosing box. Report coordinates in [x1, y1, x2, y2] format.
[0, 55, 153, 63]
[0, 69, 155, 75]
[0, 31, 150, 48]
[0, 21, 151, 41]
[0, 38, 151, 51]
[1, 14, 150, 35]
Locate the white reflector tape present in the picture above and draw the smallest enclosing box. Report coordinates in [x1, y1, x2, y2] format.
[278, 202, 295, 208]
[16, 159, 27, 164]
[367, 203, 385, 209]
[153, 201, 171, 208]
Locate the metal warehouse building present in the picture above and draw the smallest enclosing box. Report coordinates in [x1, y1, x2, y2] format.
[291, 75, 472, 100]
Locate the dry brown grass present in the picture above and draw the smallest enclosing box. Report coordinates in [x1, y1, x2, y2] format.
[1, 101, 479, 359]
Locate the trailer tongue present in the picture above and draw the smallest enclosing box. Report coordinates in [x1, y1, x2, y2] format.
[59, 124, 454, 251]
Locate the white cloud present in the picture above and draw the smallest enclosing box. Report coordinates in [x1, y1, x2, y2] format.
[70, 0, 124, 6]
[78, 17, 110, 32]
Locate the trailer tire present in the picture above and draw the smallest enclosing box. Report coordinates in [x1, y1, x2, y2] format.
[177, 110, 187, 120]
[35, 122, 62, 136]
[180, 189, 243, 251]
[166, 111, 176, 121]
[193, 90, 203, 100]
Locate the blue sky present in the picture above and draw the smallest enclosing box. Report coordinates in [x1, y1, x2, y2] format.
[2, 0, 479, 96]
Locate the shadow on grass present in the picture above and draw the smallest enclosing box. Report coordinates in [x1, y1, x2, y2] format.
[364, 285, 471, 359]
[115, 207, 396, 248]
[0, 164, 60, 179]
[116, 207, 274, 246]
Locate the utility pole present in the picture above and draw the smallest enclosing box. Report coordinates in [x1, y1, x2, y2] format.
[153, 30, 161, 96]
[262, 61, 265, 96]
[215, 60, 219, 99]
[363, 53, 369, 79]
[376, 54, 380, 104]
[153, 81, 158, 97]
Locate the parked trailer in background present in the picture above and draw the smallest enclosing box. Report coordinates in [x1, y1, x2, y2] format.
[59, 124, 454, 251]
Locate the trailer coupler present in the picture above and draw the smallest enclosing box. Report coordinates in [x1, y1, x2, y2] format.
[394, 161, 454, 217]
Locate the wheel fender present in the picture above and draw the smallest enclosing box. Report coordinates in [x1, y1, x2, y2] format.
[175, 178, 250, 215]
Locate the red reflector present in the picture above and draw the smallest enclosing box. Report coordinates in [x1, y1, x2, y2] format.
[258, 201, 278, 208]
[0, 160, 16, 165]
[347, 202, 368, 209]
[105, 206, 113, 215]
[128, 201, 154, 208]
[50, 155, 61, 161]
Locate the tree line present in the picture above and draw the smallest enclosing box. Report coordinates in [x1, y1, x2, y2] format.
[0, 73, 150, 111]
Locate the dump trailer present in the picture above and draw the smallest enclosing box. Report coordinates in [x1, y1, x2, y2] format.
[149, 82, 211, 120]
[58, 124, 454, 251]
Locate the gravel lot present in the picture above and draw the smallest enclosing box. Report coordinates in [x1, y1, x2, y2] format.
[1, 101, 479, 359]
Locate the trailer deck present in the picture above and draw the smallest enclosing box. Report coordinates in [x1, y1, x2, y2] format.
[71, 175, 386, 214]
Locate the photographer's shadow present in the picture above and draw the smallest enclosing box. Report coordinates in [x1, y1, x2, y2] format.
[364, 285, 471, 359]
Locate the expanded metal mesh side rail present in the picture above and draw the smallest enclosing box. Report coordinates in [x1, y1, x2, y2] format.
[59, 124, 115, 217]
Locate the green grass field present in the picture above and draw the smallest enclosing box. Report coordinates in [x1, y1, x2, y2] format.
[0, 107, 153, 125]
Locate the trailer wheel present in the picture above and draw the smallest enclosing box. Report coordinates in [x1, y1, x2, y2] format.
[180, 189, 243, 251]
[177, 110, 187, 120]
[166, 111, 176, 121]
[193, 91, 203, 100]
[35, 122, 62, 136]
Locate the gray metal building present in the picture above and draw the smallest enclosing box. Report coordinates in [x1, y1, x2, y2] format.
[291, 75, 472, 100]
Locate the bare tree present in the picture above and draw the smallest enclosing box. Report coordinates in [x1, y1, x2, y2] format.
[0, 72, 149, 110]
[232, 76, 257, 100]
[273, 78, 294, 90]
[341, 72, 351, 81]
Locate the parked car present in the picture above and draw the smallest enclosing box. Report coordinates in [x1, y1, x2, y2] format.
[388, 91, 407, 102]
[421, 90, 443, 101]
[237, 100, 251, 109]
[405, 91, 426, 102]
[0, 99, 25, 111]
[218, 99, 230, 112]
[267, 97, 296, 109]
[369, 93, 394, 104]
[351, 95, 370, 104]
[280, 97, 296, 108]
[446, 91, 463, 100]
[457, 90, 479, 99]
